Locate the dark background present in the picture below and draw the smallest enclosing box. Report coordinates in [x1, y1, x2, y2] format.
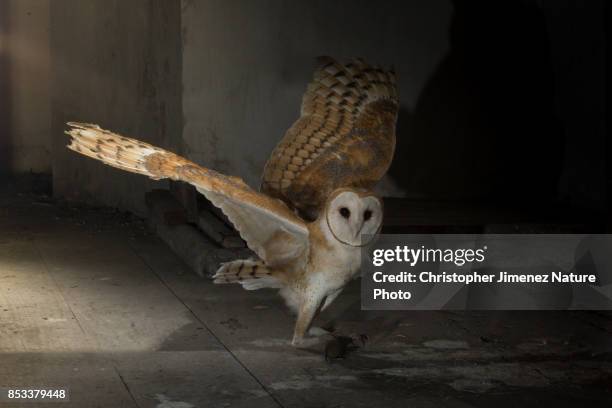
[0, 0, 607, 227]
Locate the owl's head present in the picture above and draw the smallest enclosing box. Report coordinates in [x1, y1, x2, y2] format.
[324, 189, 383, 246]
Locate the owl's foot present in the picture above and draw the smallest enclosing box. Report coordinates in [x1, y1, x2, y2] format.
[291, 332, 304, 347]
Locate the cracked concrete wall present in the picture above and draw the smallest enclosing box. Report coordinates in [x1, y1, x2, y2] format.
[180, 0, 452, 191]
[50, 0, 182, 215]
[0, 0, 52, 174]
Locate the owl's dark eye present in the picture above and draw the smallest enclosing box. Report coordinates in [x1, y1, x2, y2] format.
[339, 207, 351, 219]
[364, 209, 372, 221]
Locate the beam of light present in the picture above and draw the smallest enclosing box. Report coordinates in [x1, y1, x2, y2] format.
[0, 256, 193, 353]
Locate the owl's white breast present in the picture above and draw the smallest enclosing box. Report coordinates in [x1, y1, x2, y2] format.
[279, 218, 364, 314]
[308, 218, 363, 290]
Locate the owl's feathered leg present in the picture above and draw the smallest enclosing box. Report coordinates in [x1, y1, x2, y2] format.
[299, 290, 343, 340]
[291, 294, 326, 347]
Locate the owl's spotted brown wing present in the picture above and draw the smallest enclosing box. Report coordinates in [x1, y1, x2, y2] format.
[261, 57, 399, 220]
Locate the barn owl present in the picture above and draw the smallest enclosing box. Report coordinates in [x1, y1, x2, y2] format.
[66, 57, 398, 346]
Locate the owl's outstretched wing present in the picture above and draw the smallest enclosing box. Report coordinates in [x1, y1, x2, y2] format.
[66, 122, 309, 267]
[261, 57, 399, 220]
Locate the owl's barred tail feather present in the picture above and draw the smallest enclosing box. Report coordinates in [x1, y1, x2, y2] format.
[213, 259, 282, 290]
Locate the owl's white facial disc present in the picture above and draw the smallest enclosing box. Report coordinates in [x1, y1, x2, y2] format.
[325, 191, 383, 246]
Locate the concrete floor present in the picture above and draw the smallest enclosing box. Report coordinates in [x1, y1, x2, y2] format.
[1, 191, 611, 407]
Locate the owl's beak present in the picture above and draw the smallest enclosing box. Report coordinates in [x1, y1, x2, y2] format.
[354, 222, 365, 239]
